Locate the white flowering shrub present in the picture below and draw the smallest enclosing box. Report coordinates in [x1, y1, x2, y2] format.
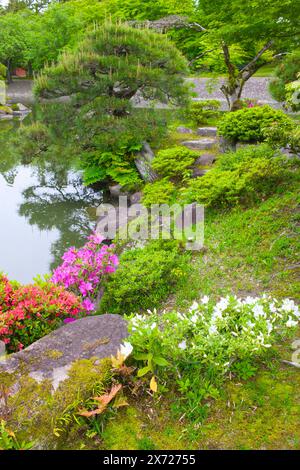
[125, 296, 299, 408]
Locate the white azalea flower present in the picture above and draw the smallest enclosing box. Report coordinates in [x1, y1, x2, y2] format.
[190, 301, 199, 311]
[178, 340, 187, 350]
[253, 304, 266, 319]
[190, 314, 198, 324]
[208, 324, 218, 335]
[201, 295, 209, 305]
[286, 316, 298, 328]
[120, 341, 133, 359]
[281, 299, 296, 313]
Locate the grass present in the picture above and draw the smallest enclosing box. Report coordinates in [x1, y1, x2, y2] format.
[172, 185, 300, 309]
[100, 347, 300, 450]
[98, 180, 300, 451]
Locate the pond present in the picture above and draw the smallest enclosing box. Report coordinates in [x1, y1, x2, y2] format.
[0, 116, 103, 284]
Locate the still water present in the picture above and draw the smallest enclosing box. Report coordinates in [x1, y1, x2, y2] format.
[0, 118, 103, 283]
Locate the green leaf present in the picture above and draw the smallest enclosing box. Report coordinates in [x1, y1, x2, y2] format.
[137, 366, 151, 377]
[153, 356, 170, 367]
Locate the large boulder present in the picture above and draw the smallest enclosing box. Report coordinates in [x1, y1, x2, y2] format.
[0, 314, 128, 389]
[0, 315, 128, 448]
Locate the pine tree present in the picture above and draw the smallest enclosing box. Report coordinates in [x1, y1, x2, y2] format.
[34, 22, 189, 188]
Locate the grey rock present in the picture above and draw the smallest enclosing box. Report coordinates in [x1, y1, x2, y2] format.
[0, 315, 128, 391]
[177, 126, 194, 134]
[197, 127, 217, 137]
[130, 191, 142, 204]
[134, 142, 158, 182]
[192, 168, 208, 178]
[109, 184, 128, 198]
[182, 138, 217, 151]
[219, 136, 236, 153]
[194, 153, 216, 166]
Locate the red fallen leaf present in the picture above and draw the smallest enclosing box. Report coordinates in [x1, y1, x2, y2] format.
[78, 384, 122, 417]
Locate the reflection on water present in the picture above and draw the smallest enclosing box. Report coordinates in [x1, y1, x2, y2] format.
[0, 118, 103, 283]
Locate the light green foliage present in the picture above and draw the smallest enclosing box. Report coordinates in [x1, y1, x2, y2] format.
[269, 51, 300, 103]
[181, 144, 295, 208]
[0, 420, 33, 450]
[99, 241, 190, 315]
[142, 178, 176, 207]
[188, 100, 221, 125]
[151, 146, 198, 178]
[0, 63, 6, 80]
[218, 105, 293, 142]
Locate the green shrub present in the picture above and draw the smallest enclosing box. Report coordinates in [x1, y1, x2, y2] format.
[269, 51, 300, 102]
[218, 105, 292, 142]
[264, 121, 300, 156]
[142, 178, 176, 207]
[180, 144, 294, 207]
[151, 146, 199, 178]
[99, 241, 190, 315]
[188, 99, 221, 125]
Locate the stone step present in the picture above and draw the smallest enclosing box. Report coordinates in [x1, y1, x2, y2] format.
[182, 138, 217, 151]
[197, 127, 217, 137]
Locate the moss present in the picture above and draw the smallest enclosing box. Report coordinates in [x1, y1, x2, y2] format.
[45, 349, 64, 360]
[4, 357, 113, 449]
[0, 105, 13, 115]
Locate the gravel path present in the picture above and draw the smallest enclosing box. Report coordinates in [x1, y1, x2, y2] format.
[188, 77, 280, 109]
[6, 77, 280, 110]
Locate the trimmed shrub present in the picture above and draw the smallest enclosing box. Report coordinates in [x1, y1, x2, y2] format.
[218, 105, 292, 142]
[142, 178, 176, 207]
[99, 241, 190, 315]
[180, 144, 294, 207]
[188, 99, 221, 125]
[151, 146, 199, 178]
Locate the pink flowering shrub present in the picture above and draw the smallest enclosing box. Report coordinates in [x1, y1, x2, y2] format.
[0, 274, 83, 353]
[51, 232, 119, 312]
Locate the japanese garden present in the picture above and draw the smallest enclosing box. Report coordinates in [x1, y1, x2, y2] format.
[0, 0, 299, 453]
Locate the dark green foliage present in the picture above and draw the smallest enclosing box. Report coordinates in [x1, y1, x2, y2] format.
[34, 22, 189, 187]
[99, 241, 190, 315]
[218, 105, 293, 143]
[188, 100, 221, 125]
[269, 51, 300, 102]
[151, 146, 198, 178]
[142, 178, 176, 207]
[181, 144, 296, 208]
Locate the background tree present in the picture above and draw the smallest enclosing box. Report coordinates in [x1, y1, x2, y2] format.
[132, 0, 300, 110]
[269, 50, 300, 103]
[34, 22, 189, 187]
